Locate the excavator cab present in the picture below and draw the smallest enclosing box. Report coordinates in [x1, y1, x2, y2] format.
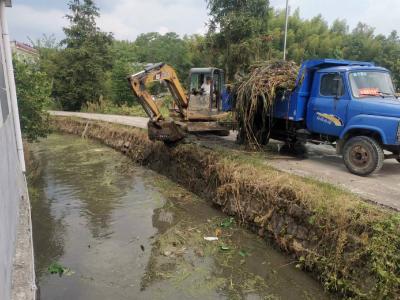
[188, 68, 224, 113]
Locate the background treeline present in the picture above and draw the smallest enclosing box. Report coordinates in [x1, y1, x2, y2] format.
[14, 0, 400, 139]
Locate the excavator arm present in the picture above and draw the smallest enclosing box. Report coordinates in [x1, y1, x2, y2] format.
[128, 63, 188, 120]
[128, 63, 188, 142]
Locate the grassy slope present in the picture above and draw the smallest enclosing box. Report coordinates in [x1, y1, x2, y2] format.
[212, 146, 400, 298]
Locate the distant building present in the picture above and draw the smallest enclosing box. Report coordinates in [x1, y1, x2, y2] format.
[10, 40, 38, 61]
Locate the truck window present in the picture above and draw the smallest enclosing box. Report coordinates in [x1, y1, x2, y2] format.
[349, 71, 395, 98]
[320, 73, 344, 97]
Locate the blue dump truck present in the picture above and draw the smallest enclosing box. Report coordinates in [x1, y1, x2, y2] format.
[263, 59, 400, 176]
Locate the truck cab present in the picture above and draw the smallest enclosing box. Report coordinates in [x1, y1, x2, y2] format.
[273, 59, 400, 176]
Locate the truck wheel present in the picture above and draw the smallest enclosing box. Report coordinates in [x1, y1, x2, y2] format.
[280, 142, 307, 156]
[293, 142, 307, 155]
[343, 136, 384, 176]
[236, 127, 247, 144]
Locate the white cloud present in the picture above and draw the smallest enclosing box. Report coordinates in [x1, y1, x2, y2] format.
[269, 0, 400, 35]
[8, 0, 209, 42]
[196, 25, 207, 36]
[157, 26, 170, 35]
[8, 4, 67, 42]
[96, 0, 208, 40]
[7, 0, 400, 43]
[361, 0, 400, 35]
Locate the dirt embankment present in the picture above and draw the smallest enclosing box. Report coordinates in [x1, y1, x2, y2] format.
[52, 116, 400, 299]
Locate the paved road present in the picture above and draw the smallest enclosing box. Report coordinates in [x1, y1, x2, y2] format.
[51, 111, 400, 211]
[50, 111, 149, 129]
[267, 144, 400, 211]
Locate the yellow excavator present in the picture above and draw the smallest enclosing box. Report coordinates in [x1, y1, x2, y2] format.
[128, 62, 231, 143]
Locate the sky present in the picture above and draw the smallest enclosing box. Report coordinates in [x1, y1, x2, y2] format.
[7, 0, 400, 43]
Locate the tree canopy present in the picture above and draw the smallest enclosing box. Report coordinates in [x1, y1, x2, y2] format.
[23, 0, 400, 113]
[52, 0, 113, 111]
[206, 0, 270, 79]
[14, 57, 52, 142]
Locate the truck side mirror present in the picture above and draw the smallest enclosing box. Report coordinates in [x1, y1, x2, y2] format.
[334, 75, 343, 99]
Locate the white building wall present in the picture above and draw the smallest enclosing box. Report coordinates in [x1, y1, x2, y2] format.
[0, 1, 32, 299]
[0, 114, 26, 300]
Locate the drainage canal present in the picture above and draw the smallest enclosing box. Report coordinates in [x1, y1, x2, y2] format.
[29, 134, 330, 300]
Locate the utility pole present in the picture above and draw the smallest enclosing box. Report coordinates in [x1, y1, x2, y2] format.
[283, 0, 289, 61]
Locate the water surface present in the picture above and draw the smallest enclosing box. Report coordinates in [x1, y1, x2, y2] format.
[30, 134, 331, 300]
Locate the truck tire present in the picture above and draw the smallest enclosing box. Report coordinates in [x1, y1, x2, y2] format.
[280, 141, 307, 156]
[343, 136, 384, 176]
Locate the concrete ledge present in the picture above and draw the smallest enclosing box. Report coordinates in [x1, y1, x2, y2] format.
[11, 189, 36, 300]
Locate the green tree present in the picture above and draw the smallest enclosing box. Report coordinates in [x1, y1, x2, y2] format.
[134, 32, 192, 81]
[343, 23, 382, 61]
[53, 0, 113, 111]
[29, 34, 60, 81]
[109, 40, 141, 105]
[206, 0, 270, 79]
[183, 34, 212, 67]
[374, 31, 400, 87]
[14, 58, 52, 142]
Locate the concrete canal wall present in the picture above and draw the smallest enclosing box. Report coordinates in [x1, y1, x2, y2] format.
[0, 113, 23, 300]
[0, 1, 35, 299]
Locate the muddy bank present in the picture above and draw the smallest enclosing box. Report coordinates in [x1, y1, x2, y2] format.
[52, 116, 400, 299]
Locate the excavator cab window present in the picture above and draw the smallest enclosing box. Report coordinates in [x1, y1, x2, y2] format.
[211, 70, 224, 111]
[189, 72, 211, 111]
[190, 73, 206, 94]
[188, 68, 225, 113]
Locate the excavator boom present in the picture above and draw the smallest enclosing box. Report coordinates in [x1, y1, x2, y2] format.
[128, 63, 188, 120]
[128, 63, 189, 143]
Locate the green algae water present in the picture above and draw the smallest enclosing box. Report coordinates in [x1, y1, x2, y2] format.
[29, 134, 332, 300]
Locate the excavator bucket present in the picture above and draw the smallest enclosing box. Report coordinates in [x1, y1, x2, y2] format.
[147, 120, 187, 143]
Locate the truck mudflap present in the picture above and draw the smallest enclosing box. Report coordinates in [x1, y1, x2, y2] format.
[147, 120, 187, 143]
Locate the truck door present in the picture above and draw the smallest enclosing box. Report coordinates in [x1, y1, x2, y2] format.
[307, 72, 349, 136]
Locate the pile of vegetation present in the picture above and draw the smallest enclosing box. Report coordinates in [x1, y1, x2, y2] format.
[235, 60, 299, 147]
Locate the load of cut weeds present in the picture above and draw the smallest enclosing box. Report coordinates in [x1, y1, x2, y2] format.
[235, 60, 299, 148]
